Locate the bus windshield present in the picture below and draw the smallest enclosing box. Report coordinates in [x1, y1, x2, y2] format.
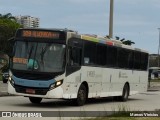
[12, 41, 66, 73]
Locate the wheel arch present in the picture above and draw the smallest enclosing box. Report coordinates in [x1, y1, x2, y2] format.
[81, 81, 89, 99]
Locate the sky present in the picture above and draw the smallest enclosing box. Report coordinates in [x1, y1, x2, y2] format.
[0, 0, 160, 54]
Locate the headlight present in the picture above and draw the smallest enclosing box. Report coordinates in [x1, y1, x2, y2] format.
[50, 80, 63, 90]
[8, 76, 12, 81]
[8, 71, 14, 86]
[56, 81, 62, 86]
[9, 70, 12, 77]
[9, 78, 15, 86]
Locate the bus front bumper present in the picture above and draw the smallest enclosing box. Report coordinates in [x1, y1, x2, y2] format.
[8, 81, 64, 99]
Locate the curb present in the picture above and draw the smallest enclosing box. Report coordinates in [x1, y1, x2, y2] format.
[0, 92, 10, 97]
[147, 87, 160, 92]
[0, 92, 16, 97]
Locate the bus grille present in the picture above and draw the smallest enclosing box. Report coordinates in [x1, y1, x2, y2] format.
[14, 85, 49, 95]
[12, 71, 53, 80]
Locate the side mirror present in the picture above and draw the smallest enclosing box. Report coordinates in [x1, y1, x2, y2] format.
[7, 51, 14, 58]
[7, 37, 15, 58]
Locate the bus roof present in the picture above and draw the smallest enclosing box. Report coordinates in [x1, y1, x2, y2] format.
[17, 28, 76, 33]
[16, 28, 148, 53]
[72, 33, 148, 53]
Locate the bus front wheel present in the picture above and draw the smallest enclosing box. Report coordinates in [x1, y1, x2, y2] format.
[75, 84, 87, 106]
[29, 97, 42, 104]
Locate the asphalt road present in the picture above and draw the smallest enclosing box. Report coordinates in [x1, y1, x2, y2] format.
[0, 91, 160, 111]
[0, 81, 160, 119]
[1, 81, 160, 96]
[0, 81, 8, 96]
[0, 91, 160, 119]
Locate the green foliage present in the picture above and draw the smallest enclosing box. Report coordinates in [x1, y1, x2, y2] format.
[0, 55, 9, 72]
[86, 117, 160, 120]
[0, 13, 22, 54]
[115, 36, 135, 46]
[149, 55, 159, 67]
[150, 79, 160, 82]
[0, 74, 2, 81]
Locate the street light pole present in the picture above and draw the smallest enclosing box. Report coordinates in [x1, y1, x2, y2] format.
[109, 0, 114, 38]
[158, 28, 160, 67]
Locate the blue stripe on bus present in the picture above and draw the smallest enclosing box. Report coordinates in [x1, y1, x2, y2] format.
[12, 75, 56, 88]
[99, 40, 106, 44]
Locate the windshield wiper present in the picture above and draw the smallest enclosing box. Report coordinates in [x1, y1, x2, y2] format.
[27, 44, 39, 70]
[28, 45, 34, 61]
[40, 43, 51, 63]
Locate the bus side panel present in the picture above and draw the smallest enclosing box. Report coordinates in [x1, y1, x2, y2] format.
[129, 70, 148, 95]
[102, 68, 131, 97]
[81, 66, 102, 98]
[62, 68, 148, 99]
[101, 68, 111, 97]
[62, 70, 81, 99]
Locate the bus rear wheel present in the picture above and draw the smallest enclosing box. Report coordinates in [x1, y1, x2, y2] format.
[119, 84, 129, 101]
[29, 97, 42, 104]
[75, 84, 87, 106]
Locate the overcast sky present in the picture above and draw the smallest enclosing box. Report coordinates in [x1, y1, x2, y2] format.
[1, 0, 160, 54]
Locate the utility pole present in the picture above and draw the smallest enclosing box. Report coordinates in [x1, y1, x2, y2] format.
[109, 0, 114, 38]
[158, 28, 160, 67]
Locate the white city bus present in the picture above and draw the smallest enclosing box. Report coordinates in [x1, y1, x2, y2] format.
[8, 28, 149, 106]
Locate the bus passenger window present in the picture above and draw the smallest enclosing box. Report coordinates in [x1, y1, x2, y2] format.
[83, 41, 96, 65]
[84, 57, 89, 64]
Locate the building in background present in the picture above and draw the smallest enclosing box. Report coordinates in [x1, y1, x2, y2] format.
[149, 54, 159, 67]
[15, 15, 39, 28]
[149, 54, 160, 79]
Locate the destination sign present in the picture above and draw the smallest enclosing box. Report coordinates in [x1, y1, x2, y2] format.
[13, 57, 27, 64]
[22, 30, 60, 39]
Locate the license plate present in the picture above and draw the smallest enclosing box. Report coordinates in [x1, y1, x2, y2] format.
[26, 89, 35, 94]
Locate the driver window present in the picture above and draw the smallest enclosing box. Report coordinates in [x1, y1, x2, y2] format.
[69, 47, 81, 66]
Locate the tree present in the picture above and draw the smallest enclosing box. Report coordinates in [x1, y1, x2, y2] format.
[122, 40, 135, 46]
[0, 13, 16, 21]
[115, 36, 135, 46]
[0, 13, 21, 71]
[105, 35, 110, 39]
[0, 13, 22, 54]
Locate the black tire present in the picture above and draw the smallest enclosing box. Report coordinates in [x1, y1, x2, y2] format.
[75, 84, 87, 106]
[29, 97, 42, 104]
[119, 84, 129, 102]
[2, 78, 7, 83]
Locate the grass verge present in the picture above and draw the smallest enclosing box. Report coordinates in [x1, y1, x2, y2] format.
[150, 79, 160, 82]
[87, 117, 160, 120]
[82, 105, 160, 120]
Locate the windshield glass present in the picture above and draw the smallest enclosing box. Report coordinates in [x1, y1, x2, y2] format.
[12, 41, 66, 73]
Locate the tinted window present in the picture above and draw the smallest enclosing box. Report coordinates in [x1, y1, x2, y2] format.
[141, 53, 148, 70]
[107, 46, 117, 67]
[117, 48, 134, 69]
[96, 44, 107, 66]
[118, 48, 129, 68]
[69, 47, 81, 66]
[84, 41, 96, 65]
[134, 51, 141, 69]
[128, 50, 134, 69]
